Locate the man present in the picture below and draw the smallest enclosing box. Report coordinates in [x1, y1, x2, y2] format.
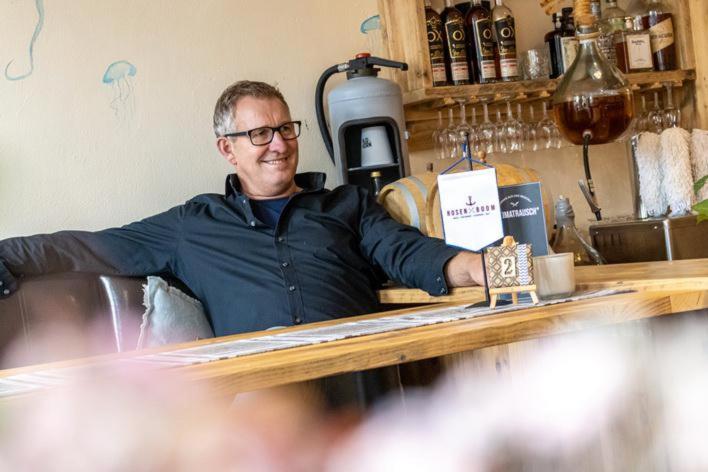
[0, 81, 484, 337]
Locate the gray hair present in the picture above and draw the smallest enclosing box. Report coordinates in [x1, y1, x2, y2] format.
[213, 81, 289, 137]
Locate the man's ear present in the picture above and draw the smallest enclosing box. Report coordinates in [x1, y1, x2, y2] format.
[216, 137, 238, 167]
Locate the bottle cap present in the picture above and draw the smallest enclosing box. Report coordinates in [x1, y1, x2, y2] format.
[632, 16, 644, 31]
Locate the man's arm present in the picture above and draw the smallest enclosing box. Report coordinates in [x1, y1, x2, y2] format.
[0, 205, 185, 298]
[357, 188, 484, 295]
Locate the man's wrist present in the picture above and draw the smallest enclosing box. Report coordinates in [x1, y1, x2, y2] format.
[444, 251, 484, 288]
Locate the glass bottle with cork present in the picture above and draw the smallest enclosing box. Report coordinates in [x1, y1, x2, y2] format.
[441, 0, 471, 85]
[465, 0, 497, 84]
[425, 0, 449, 87]
[491, 0, 519, 82]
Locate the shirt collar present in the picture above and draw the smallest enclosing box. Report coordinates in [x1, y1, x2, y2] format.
[225, 172, 327, 198]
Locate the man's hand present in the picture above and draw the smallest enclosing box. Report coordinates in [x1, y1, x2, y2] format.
[0, 259, 17, 298]
[444, 251, 486, 288]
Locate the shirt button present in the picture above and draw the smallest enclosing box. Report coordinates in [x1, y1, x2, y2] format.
[294, 317, 302, 324]
[436, 276, 442, 283]
[440, 287, 447, 294]
[250, 221, 256, 227]
[281, 262, 289, 268]
[277, 236, 285, 243]
[0, 281, 3, 286]
[2, 289, 9, 295]
[288, 285, 296, 292]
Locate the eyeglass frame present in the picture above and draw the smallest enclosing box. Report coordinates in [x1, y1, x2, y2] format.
[221, 120, 302, 146]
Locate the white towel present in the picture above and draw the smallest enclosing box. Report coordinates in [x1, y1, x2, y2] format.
[660, 127, 695, 216]
[691, 129, 708, 202]
[635, 132, 666, 217]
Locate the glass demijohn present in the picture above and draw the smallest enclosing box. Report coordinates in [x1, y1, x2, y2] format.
[552, 20, 634, 145]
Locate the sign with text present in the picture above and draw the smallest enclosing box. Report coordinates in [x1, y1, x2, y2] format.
[498, 182, 549, 256]
[438, 168, 503, 251]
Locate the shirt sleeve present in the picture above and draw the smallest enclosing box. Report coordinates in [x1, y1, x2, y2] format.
[356, 187, 460, 296]
[0, 205, 185, 297]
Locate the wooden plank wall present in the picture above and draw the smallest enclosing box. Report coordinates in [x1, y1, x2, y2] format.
[378, 0, 431, 94]
[688, 0, 708, 129]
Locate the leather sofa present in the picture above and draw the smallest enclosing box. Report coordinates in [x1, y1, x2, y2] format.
[0, 273, 145, 368]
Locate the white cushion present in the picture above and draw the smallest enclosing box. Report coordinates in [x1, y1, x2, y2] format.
[137, 276, 214, 349]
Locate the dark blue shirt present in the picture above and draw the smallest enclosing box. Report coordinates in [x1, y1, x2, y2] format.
[0, 173, 459, 336]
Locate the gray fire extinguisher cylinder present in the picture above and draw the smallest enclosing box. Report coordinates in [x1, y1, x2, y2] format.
[327, 75, 408, 184]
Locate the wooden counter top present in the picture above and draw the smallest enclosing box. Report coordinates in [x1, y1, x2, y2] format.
[2, 260, 707, 400]
[378, 259, 708, 304]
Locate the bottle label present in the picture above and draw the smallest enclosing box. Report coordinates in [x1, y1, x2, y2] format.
[606, 17, 626, 33]
[627, 33, 653, 69]
[445, 17, 470, 81]
[432, 63, 448, 83]
[445, 19, 468, 59]
[481, 61, 497, 79]
[451, 61, 470, 82]
[473, 18, 497, 79]
[494, 17, 518, 78]
[499, 59, 518, 79]
[648, 17, 674, 52]
[427, 15, 444, 56]
[597, 32, 617, 66]
[560, 36, 579, 72]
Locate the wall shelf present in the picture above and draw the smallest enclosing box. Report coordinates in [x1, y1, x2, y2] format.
[403, 69, 696, 110]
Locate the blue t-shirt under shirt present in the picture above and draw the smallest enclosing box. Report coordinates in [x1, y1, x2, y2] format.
[250, 197, 289, 228]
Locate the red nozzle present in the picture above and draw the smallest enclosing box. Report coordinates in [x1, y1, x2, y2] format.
[355, 52, 371, 59]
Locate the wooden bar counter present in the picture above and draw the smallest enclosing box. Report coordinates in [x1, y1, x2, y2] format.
[1, 259, 707, 400]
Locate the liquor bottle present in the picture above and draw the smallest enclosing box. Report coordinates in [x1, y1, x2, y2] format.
[546, 13, 564, 79]
[599, 0, 627, 68]
[491, 0, 519, 81]
[441, 0, 471, 85]
[642, 0, 677, 71]
[615, 17, 654, 73]
[559, 7, 579, 75]
[465, 0, 497, 83]
[370, 171, 383, 197]
[425, 0, 449, 87]
[550, 197, 605, 265]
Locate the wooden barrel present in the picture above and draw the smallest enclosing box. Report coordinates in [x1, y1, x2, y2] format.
[377, 172, 438, 235]
[378, 164, 552, 240]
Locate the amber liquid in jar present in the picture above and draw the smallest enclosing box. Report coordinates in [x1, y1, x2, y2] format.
[553, 93, 634, 145]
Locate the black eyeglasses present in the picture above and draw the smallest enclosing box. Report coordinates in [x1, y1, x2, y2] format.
[222, 121, 302, 146]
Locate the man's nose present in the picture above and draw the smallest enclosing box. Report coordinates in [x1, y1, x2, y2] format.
[268, 130, 288, 152]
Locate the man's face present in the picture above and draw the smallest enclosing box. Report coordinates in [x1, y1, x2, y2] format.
[217, 96, 299, 199]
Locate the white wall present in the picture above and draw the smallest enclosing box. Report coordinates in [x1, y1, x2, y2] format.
[0, 0, 377, 239]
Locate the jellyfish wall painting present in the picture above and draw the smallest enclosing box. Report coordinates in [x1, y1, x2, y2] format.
[5, 0, 45, 81]
[102, 60, 137, 119]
